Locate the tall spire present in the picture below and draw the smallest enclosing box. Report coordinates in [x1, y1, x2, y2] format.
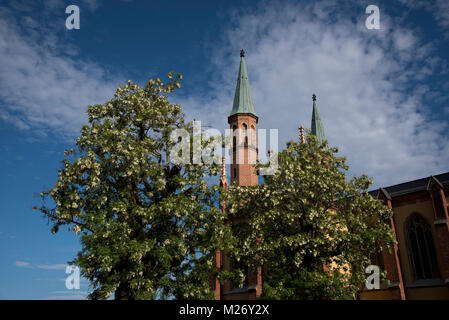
[310, 94, 326, 143]
[229, 49, 257, 117]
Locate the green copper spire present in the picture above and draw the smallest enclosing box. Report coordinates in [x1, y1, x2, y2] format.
[229, 49, 257, 117]
[310, 94, 326, 143]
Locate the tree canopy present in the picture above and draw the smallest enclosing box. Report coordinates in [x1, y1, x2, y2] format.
[36, 73, 234, 300]
[225, 134, 395, 299]
[35, 73, 395, 300]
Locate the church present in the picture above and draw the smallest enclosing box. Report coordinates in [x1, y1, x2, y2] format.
[211, 50, 449, 300]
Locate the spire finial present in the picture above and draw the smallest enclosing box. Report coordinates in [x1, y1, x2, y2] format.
[240, 49, 245, 58]
[311, 93, 326, 143]
[299, 126, 305, 144]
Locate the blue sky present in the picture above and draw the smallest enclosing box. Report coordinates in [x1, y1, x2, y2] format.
[0, 0, 448, 299]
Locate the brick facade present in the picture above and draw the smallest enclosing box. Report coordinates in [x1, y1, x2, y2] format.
[360, 174, 449, 299]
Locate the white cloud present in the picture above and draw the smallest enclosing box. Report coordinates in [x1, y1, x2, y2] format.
[15, 261, 69, 270]
[79, 0, 102, 12]
[42, 0, 101, 12]
[51, 290, 89, 295]
[1, 1, 447, 188]
[433, 0, 449, 29]
[179, 1, 449, 187]
[15, 261, 31, 268]
[0, 5, 119, 140]
[36, 264, 67, 270]
[397, 0, 449, 31]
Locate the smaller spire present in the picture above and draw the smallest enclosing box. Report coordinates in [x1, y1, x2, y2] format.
[240, 49, 245, 57]
[299, 126, 305, 144]
[310, 93, 326, 143]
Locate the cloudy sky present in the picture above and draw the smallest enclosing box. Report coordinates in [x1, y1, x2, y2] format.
[0, 0, 448, 299]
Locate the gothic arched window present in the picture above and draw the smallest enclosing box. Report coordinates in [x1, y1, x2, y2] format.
[232, 259, 249, 288]
[250, 125, 256, 146]
[405, 214, 440, 281]
[242, 123, 248, 146]
[232, 125, 237, 152]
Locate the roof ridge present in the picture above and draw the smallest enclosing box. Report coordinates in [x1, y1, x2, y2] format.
[382, 172, 449, 190]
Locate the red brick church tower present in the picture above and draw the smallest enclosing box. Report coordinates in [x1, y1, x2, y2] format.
[228, 49, 258, 187]
[213, 49, 262, 300]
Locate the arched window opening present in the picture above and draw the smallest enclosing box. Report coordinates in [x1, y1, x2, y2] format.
[250, 125, 256, 146]
[232, 258, 249, 288]
[405, 214, 440, 281]
[232, 125, 237, 152]
[242, 123, 248, 147]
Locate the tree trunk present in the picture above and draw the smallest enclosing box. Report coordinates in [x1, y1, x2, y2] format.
[115, 282, 134, 300]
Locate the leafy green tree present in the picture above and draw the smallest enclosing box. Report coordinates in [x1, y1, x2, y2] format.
[226, 134, 395, 299]
[36, 73, 233, 300]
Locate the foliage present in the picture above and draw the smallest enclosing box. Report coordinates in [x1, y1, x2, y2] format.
[35, 73, 234, 300]
[225, 134, 395, 299]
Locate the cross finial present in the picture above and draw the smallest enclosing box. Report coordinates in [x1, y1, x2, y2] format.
[312, 93, 316, 101]
[240, 49, 245, 58]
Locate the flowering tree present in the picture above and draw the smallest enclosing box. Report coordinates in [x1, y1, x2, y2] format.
[226, 134, 396, 299]
[36, 73, 233, 300]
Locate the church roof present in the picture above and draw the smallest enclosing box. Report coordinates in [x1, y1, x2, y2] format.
[310, 94, 326, 143]
[368, 172, 449, 198]
[229, 50, 257, 118]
